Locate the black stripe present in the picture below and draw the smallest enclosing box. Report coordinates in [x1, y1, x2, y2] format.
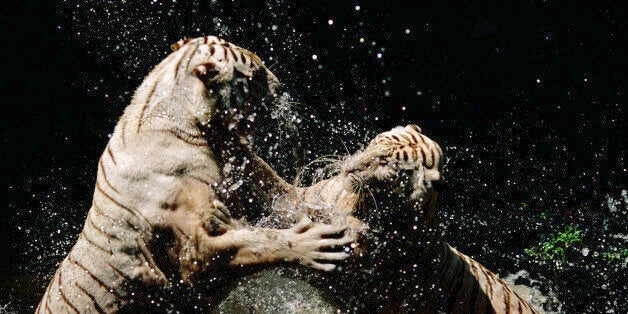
[149, 129, 208, 147]
[81, 229, 112, 255]
[46, 289, 52, 313]
[189, 175, 212, 186]
[106, 145, 117, 166]
[517, 300, 524, 314]
[480, 266, 495, 303]
[137, 80, 159, 133]
[183, 43, 201, 75]
[409, 132, 418, 143]
[99, 159, 120, 194]
[240, 51, 247, 64]
[85, 215, 117, 243]
[74, 282, 106, 314]
[120, 121, 127, 148]
[69, 256, 123, 299]
[419, 147, 426, 164]
[229, 48, 239, 62]
[120, 121, 126, 149]
[172, 46, 187, 78]
[107, 261, 133, 282]
[194, 232, 200, 258]
[174, 225, 190, 240]
[503, 285, 512, 314]
[57, 268, 79, 314]
[91, 204, 118, 225]
[95, 182, 151, 229]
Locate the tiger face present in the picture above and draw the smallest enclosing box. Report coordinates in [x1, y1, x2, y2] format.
[342, 124, 444, 208]
[170, 36, 281, 133]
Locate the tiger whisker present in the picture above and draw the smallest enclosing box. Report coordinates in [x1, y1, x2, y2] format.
[293, 155, 343, 187]
[336, 137, 351, 156]
[363, 184, 378, 215]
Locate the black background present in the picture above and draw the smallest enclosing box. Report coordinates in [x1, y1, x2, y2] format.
[3, 0, 626, 311]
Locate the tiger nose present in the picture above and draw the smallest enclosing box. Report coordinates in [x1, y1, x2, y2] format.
[343, 164, 360, 175]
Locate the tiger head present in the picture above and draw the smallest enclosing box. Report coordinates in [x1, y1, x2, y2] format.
[169, 36, 281, 134]
[341, 124, 445, 209]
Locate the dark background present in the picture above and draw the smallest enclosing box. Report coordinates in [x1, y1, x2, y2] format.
[3, 0, 626, 312]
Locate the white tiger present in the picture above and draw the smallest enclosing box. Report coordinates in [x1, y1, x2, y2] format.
[36, 36, 354, 313]
[229, 124, 539, 313]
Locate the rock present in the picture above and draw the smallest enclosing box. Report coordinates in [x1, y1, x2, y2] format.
[217, 269, 337, 314]
[503, 270, 563, 313]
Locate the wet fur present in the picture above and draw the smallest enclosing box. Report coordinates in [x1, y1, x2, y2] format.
[267, 125, 538, 312]
[36, 36, 353, 313]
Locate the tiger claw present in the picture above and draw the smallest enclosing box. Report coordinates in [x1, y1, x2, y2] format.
[202, 200, 236, 235]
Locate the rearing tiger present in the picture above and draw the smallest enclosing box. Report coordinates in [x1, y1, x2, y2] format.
[36, 36, 354, 313]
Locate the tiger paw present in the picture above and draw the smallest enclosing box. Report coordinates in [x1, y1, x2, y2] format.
[202, 200, 237, 236]
[285, 216, 355, 271]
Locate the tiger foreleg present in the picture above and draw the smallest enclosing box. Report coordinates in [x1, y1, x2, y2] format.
[178, 200, 354, 282]
[221, 214, 353, 271]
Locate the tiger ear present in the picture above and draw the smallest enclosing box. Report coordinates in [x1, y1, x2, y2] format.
[407, 124, 422, 133]
[171, 38, 191, 51]
[193, 62, 219, 81]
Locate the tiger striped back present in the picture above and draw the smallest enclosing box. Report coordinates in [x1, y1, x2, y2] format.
[427, 244, 540, 313]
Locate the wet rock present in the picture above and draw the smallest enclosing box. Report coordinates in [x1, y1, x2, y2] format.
[217, 269, 337, 314]
[503, 270, 563, 313]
